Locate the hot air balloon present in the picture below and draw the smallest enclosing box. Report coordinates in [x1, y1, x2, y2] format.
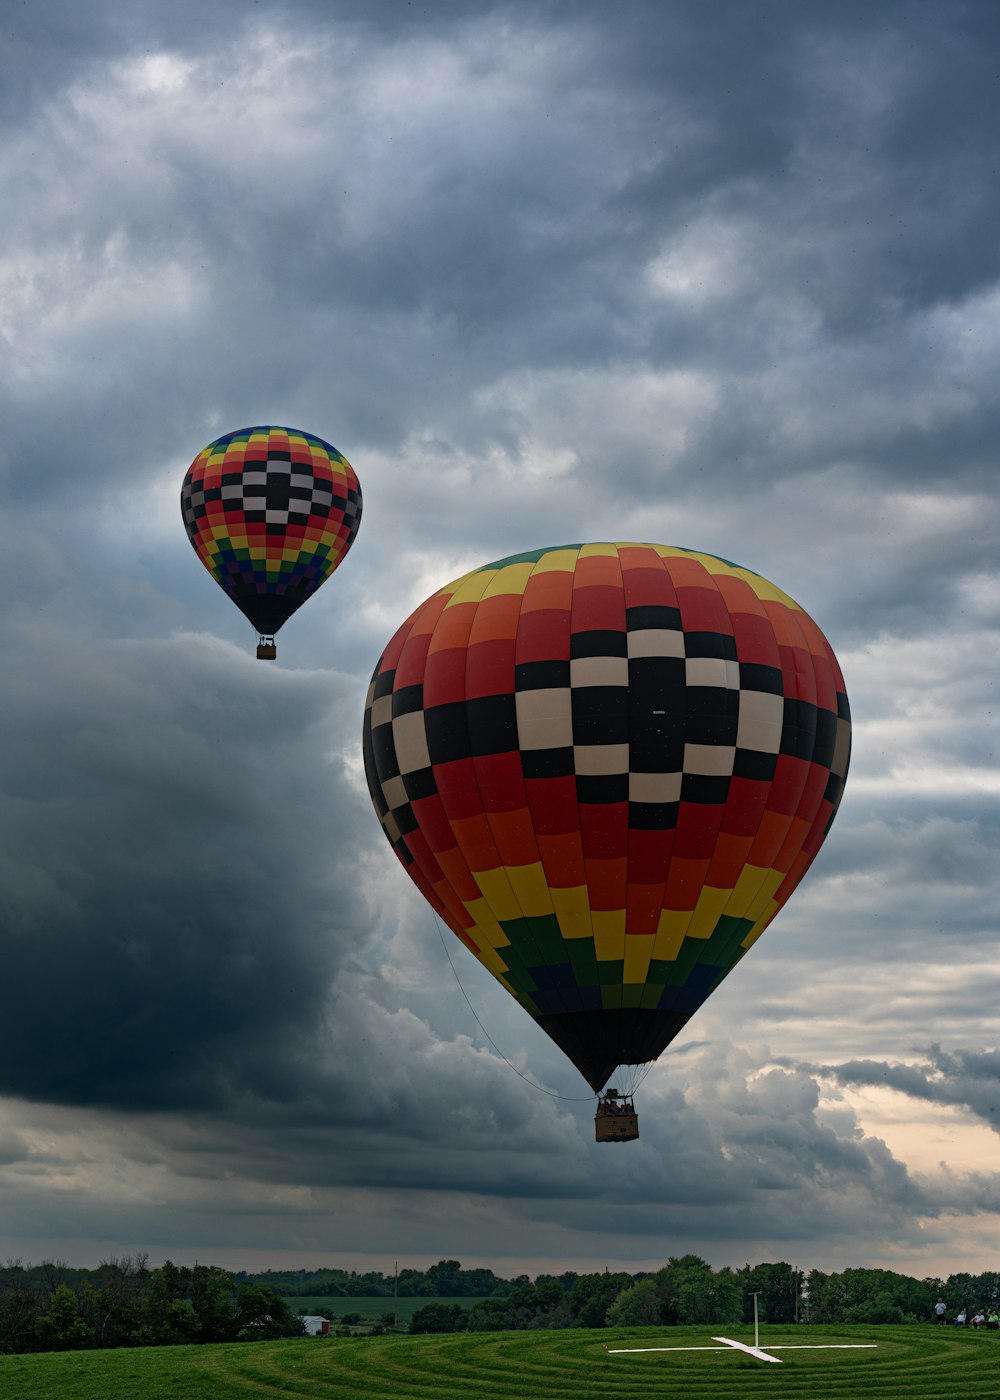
[362, 543, 850, 1140]
[181, 426, 362, 658]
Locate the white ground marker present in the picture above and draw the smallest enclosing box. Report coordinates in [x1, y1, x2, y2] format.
[712, 1336, 783, 1362]
[606, 1338, 878, 1365]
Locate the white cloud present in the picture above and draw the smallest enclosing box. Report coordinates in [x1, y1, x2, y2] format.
[647, 216, 756, 305]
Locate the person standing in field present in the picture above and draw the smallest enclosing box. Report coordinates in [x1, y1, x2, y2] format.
[934, 1299, 947, 1325]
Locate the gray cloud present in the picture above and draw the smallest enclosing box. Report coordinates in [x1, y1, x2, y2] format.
[815, 1047, 1000, 1134]
[0, 0, 997, 1273]
[0, 1039, 960, 1270]
[5, 2, 1000, 503]
[1, 627, 369, 1111]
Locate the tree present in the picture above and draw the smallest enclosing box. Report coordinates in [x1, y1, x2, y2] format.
[568, 1273, 633, 1328]
[948, 1272, 1000, 1312]
[409, 1302, 468, 1334]
[81, 1255, 149, 1348]
[675, 1267, 741, 1325]
[131, 1260, 198, 1346]
[803, 1269, 829, 1322]
[842, 1290, 905, 1324]
[738, 1262, 802, 1325]
[397, 1268, 435, 1297]
[465, 1280, 571, 1332]
[605, 1279, 663, 1327]
[0, 1262, 47, 1355]
[531, 1280, 571, 1328]
[163, 1299, 200, 1343]
[804, 1267, 938, 1324]
[467, 1298, 513, 1332]
[425, 1261, 464, 1296]
[235, 1285, 303, 1339]
[648, 1257, 741, 1326]
[38, 1284, 93, 1351]
[189, 1264, 239, 1342]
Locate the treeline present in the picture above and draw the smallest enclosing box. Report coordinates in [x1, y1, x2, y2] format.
[5, 1255, 999, 1353]
[238, 1259, 505, 1298]
[409, 1257, 795, 1333]
[0, 1257, 302, 1355]
[405, 1258, 1000, 1333]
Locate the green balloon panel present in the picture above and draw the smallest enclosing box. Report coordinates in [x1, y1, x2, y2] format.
[364, 543, 850, 1090]
[181, 425, 362, 636]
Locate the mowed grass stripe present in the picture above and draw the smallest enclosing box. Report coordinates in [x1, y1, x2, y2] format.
[204, 1331, 671, 1399]
[194, 1326, 1000, 1400]
[205, 1336, 513, 1400]
[3, 1325, 1000, 1399]
[200, 1348, 327, 1396]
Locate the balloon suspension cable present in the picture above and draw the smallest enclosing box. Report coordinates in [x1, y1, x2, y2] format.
[431, 913, 594, 1102]
[627, 1060, 657, 1097]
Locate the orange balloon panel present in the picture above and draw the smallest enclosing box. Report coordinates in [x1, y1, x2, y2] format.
[181, 426, 361, 637]
[363, 544, 850, 1090]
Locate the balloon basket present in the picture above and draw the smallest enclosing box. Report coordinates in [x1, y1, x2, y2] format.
[595, 1087, 639, 1143]
[256, 638, 277, 660]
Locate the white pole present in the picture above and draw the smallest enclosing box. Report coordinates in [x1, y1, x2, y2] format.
[751, 1291, 761, 1350]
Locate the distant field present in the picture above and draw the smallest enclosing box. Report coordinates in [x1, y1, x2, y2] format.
[3, 1324, 1000, 1399]
[284, 1294, 475, 1323]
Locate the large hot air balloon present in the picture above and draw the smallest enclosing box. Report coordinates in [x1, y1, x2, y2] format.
[181, 426, 362, 658]
[362, 543, 850, 1136]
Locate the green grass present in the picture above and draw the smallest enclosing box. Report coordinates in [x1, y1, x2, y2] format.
[286, 1295, 475, 1323]
[2, 1324, 999, 1399]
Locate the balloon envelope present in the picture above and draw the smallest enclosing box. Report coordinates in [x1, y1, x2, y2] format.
[181, 425, 362, 637]
[363, 543, 850, 1091]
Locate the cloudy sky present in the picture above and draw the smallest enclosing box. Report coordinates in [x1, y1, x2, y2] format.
[2, 0, 998, 1282]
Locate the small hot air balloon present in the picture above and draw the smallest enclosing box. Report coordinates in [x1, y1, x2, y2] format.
[362, 543, 850, 1140]
[181, 426, 362, 658]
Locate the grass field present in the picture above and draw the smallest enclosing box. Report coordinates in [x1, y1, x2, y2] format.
[2, 1324, 999, 1399]
[285, 1295, 475, 1323]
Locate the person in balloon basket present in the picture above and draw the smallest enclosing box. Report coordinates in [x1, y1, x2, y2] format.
[934, 1298, 947, 1324]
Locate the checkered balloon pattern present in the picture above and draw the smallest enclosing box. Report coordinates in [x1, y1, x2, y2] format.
[363, 543, 851, 1091]
[181, 426, 362, 637]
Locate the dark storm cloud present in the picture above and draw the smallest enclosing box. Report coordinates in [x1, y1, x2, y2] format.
[0, 1039, 953, 1264]
[0, 625, 370, 1111]
[1, 0, 998, 1270]
[160, 1037, 930, 1235]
